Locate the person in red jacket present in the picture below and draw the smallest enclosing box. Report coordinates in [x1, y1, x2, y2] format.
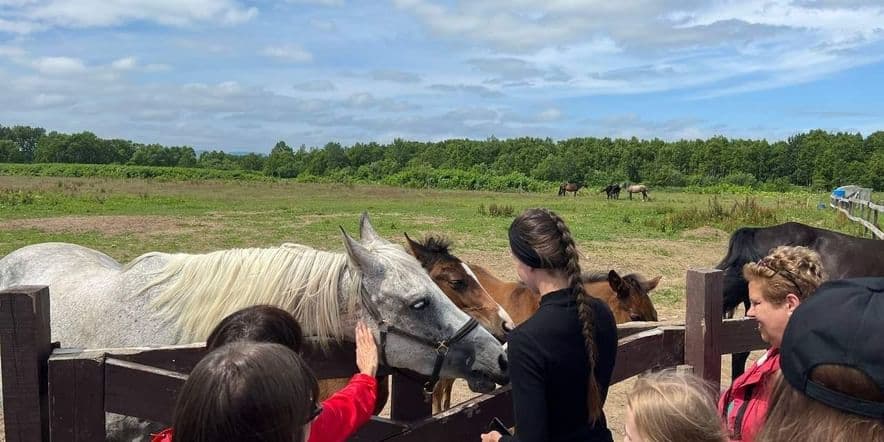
[161, 341, 320, 442]
[717, 246, 825, 442]
[152, 305, 378, 442]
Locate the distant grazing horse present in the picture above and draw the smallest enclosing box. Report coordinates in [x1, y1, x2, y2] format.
[716, 221, 884, 380]
[0, 213, 508, 439]
[405, 234, 661, 411]
[602, 183, 621, 200]
[626, 184, 649, 201]
[558, 182, 584, 197]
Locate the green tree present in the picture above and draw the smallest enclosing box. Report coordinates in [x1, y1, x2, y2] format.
[264, 141, 299, 178]
[0, 139, 24, 162]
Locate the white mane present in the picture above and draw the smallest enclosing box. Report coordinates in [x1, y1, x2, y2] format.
[126, 243, 362, 343]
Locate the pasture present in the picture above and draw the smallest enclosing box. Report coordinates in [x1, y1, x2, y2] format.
[0, 176, 857, 441]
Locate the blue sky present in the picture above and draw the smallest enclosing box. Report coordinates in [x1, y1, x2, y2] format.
[1, 0, 883, 153]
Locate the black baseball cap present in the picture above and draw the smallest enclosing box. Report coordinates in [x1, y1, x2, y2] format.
[780, 277, 884, 418]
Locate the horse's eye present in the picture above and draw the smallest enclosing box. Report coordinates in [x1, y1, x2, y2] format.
[411, 299, 429, 310]
[449, 280, 467, 290]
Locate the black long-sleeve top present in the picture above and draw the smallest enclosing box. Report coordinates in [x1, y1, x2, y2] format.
[500, 287, 617, 442]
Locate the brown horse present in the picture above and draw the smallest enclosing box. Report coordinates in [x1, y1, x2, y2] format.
[626, 184, 649, 201]
[558, 182, 584, 197]
[405, 233, 515, 340]
[406, 234, 660, 411]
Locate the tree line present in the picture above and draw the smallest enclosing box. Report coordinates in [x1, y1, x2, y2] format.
[2, 124, 882, 191]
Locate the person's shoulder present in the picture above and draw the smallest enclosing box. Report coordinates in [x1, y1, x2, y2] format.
[587, 295, 615, 320]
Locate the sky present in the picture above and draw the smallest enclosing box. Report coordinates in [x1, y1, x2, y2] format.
[1, 0, 883, 153]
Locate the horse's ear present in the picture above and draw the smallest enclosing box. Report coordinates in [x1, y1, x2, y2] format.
[404, 232, 428, 263]
[341, 226, 383, 275]
[359, 211, 386, 245]
[607, 270, 628, 299]
[645, 276, 662, 292]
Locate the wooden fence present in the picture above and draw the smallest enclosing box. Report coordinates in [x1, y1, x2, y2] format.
[1, 269, 767, 441]
[830, 194, 884, 239]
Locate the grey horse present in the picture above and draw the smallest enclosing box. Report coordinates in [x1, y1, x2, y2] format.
[0, 212, 508, 440]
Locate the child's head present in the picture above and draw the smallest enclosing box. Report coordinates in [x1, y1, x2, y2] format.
[625, 369, 726, 442]
[173, 341, 320, 442]
[206, 304, 304, 353]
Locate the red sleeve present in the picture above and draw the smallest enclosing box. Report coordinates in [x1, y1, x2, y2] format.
[308, 374, 378, 442]
[150, 428, 174, 442]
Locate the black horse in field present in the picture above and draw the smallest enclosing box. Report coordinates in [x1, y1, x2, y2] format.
[716, 221, 884, 380]
[601, 183, 621, 199]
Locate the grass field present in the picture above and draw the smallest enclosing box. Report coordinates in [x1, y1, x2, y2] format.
[0, 175, 862, 441]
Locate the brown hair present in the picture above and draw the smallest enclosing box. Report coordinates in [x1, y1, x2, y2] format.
[509, 208, 602, 422]
[627, 370, 726, 442]
[742, 245, 826, 304]
[206, 304, 304, 353]
[173, 342, 319, 442]
[756, 365, 884, 442]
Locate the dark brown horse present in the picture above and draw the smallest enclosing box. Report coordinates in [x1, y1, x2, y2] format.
[558, 182, 584, 197]
[716, 221, 884, 380]
[406, 234, 661, 411]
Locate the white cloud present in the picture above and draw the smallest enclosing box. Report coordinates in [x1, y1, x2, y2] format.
[0, 17, 44, 33]
[0, 0, 258, 33]
[260, 45, 313, 62]
[32, 56, 86, 75]
[110, 57, 137, 70]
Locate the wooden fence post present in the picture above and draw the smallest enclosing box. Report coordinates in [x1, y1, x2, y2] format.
[685, 270, 723, 392]
[0, 286, 52, 442]
[48, 350, 106, 442]
[390, 372, 432, 421]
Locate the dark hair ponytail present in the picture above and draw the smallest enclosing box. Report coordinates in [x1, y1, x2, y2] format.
[509, 208, 602, 423]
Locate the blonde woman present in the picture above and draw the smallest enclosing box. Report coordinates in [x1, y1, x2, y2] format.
[625, 369, 726, 442]
[717, 246, 826, 442]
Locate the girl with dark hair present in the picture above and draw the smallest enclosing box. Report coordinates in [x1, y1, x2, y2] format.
[171, 341, 320, 442]
[481, 208, 618, 442]
[153, 305, 378, 442]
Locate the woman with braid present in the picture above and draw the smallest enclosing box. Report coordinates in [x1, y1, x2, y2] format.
[481, 208, 618, 442]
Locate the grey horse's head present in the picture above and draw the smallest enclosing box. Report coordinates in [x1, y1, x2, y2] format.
[342, 213, 508, 392]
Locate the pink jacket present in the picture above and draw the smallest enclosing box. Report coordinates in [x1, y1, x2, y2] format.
[718, 348, 780, 442]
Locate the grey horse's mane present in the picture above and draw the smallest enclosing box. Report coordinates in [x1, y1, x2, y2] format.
[125, 243, 362, 343]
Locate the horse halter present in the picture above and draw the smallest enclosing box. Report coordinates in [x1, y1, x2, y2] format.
[358, 287, 479, 398]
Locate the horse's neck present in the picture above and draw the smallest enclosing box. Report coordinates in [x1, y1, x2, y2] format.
[582, 280, 615, 304]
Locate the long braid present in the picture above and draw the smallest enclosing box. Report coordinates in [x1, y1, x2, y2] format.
[544, 209, 602, 423]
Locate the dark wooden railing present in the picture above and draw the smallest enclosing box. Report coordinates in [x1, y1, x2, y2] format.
[1, 269, 767, 441]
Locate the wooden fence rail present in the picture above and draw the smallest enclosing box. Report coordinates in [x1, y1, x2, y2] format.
[1, 269, 768, 441]
[831, 195, 884, 239]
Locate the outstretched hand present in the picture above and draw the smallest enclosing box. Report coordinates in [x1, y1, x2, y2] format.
[355, 320, 378, 377]
[480, 431, 502, 442]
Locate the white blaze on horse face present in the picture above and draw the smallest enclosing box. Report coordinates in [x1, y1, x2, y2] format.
[461, 262, 514, 331]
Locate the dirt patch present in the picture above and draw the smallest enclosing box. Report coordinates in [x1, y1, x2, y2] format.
[0, 216, 218, 238]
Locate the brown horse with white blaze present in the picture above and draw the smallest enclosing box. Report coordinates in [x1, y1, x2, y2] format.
[406, 234, 661, 412]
